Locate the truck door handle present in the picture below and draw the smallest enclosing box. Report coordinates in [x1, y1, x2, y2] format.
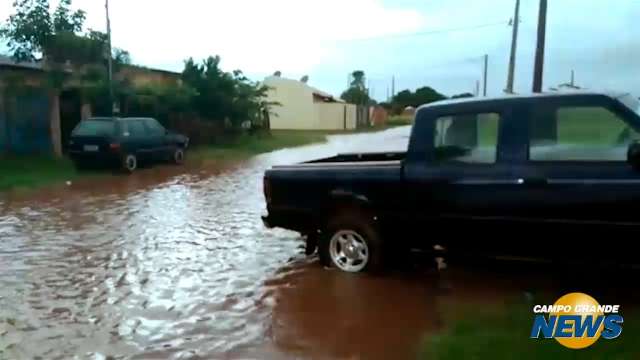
[517, 177, 548, 186]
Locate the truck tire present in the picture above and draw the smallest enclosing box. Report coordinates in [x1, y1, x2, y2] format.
[319, 210, 384, 273]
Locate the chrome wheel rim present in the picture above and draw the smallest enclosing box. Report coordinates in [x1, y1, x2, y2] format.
[329, 230, 369, 272]
[125, 155, 137, 171]
[174, 149, 184, 163]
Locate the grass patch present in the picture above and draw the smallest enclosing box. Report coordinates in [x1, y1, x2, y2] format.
[0, 155, 84, 192]
[388, 115, 414, 127]
[422, 300, 639, 360]
[189, 130, 330, 162]
[0, 130, 333, 192]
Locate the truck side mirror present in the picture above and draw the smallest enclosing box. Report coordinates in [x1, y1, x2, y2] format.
[627, 141, 640, 170]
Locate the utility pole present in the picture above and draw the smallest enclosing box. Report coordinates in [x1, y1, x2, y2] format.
[570, 69, 575, 87]
[532, 0, 548, 93]
[105, 0, 114, 115]
[483, 54, 488, 97]
[506, 0, 520, 93]
[475, 80, 480, 97]
[391, 76, 395, 99]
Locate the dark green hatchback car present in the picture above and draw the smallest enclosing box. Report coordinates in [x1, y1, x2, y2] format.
[67, 117, 189, 172]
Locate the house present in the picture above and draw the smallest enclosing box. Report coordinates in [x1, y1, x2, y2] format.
[262, 75, 358, 130]
[0, 55, 56, 155]
[0, 55, 183, 156]
[116, 65, 182, 88]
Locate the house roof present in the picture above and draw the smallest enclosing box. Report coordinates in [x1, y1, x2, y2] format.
[0, 55, 44, 71]
[264, 75, 342, 102]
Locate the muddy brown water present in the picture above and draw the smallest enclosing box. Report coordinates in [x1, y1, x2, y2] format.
[1, 127, 639, 359]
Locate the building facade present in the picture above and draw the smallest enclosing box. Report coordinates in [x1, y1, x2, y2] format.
[263, 76, 358, 130]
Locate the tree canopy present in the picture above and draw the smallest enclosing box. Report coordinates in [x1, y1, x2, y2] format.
[391, 86, 446, 113]
[180, 56, 271, 128]
[0, 1, 274, 131]
[1, 0, 87, 63]
[340, 70, 373, 105]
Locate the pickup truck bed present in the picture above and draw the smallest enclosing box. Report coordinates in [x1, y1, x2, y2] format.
[303, 151, 406, 164]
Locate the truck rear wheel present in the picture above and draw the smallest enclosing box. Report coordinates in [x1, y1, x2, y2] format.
[319, 211, 383, 273]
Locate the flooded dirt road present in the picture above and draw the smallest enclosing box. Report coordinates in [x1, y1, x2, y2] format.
[1, 127, 639, 359]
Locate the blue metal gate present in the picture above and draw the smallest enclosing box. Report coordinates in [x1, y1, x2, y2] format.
[1, 91, 52, 154]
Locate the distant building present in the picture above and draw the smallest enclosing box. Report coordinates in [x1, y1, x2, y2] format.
[402, 106, 416, 117]
[263, 75, 358, 130]
[369, 106, 388, 127]
[116, 65, 182, 88]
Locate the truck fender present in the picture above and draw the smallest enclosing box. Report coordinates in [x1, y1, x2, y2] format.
[325, 189, 376, 221]
[328, 189, 371, 206]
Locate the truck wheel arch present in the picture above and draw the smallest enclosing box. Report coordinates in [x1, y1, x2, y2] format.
[319, 189, 384, 273]
[324, 189, 376, 223]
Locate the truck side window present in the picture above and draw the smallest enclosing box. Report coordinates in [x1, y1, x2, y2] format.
[529, 106, 640, 161]
[433, 113, 499, 164]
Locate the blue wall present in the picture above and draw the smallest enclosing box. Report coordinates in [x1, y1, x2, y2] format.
[0, 91, 52, 154]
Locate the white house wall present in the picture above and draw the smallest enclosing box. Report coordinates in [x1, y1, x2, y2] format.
[263, 76, 356, 130]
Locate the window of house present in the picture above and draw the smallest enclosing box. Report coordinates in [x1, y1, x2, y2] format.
[433, 112, 499, 164]
[529, 106, 640, 161]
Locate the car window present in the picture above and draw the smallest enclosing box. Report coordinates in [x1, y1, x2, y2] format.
[144, 119, 165, 136]
[72, 120, 115, 136]
[128, 120, 147, 137]
[529, 106, 640, 161]
[433, 112, 499, 164]
[119, 121, 129, 136]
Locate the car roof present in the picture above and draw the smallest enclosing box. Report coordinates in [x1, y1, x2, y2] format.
[418, 90, 630, 111]
[87, 116, 119, 121]
[85, 117, 158, 122]
[121, 117, 155, 121]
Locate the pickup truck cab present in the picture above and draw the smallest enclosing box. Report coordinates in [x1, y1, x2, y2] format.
[262, 92, 640, 273]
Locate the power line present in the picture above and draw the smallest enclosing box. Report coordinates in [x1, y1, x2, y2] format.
[337, 20, 509, 43]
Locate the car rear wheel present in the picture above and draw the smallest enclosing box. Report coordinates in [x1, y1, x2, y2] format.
[122, 153, 137, 173]
[319, 210, 383, 273]
[173, 147, 185, 165]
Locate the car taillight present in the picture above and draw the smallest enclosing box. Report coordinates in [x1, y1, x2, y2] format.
[109, 143, 121, 151]
[263, 177, 272, 204]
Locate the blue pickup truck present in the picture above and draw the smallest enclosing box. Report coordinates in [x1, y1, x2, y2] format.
[263, 92, 640, 273]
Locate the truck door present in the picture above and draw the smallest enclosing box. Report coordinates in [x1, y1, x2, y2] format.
[404, 109, 521, 254]
[515, 99, 640, 259]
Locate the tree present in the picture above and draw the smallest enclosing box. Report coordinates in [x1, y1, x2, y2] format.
[350, 70, 366, 90]
[451, 92, 474, 99]
[0, 0, 86, 63]
[0, 0, 110, 156]
[180, 55, 273, 129]
[52, 0, 85, 33]
[391, 86, 446, 114]
[341, 70, 372, 105]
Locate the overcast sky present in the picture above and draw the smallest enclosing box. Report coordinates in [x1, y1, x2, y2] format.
[1, 0, 639, 100]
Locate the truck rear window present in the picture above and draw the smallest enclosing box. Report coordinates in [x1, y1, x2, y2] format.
[434, 113, 499, 164]
[72, 120, 116, 137]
